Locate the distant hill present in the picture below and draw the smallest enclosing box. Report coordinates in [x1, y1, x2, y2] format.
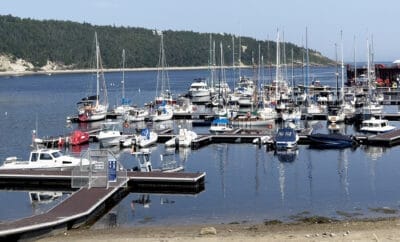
[0, 14, 334, 71]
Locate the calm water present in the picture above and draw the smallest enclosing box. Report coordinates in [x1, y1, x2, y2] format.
[1, 67, 400, 228]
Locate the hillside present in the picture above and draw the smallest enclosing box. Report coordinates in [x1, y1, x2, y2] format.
[0, 15, 334, 71]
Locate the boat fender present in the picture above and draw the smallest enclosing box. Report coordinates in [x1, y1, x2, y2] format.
[124, 121, 130, 128]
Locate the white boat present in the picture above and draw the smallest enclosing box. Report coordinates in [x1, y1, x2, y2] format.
[77, 32, 109, 122]
[327, 107, 346, 123]
[154, 32, 174, 105]
[252, 135, 272, 145]
[97, 121, 123, 147]
[135, 128, 158, 147]
[173, 97, 195, 114]
[113, 49, 134, 115]
[281, 107, 302, 121]
[125, 108, 149, 122]
[151, 104, 173, 122]
[230, 113, 272, 127]
[0, 149, 90, 170]
[131, 148, 183, 173]
[274, 127, 299, 150]
[307, 103, 326, 115]
[360, 117, 396, 133]
[165, 128, 198, 147]
[362, 102, 383, 115]
[209, 117, 233, 133]
[177, 128, 197, 147]
[188, 79, 210, 97]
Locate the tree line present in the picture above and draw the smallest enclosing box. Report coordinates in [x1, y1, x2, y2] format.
[0, 15, 334, 69]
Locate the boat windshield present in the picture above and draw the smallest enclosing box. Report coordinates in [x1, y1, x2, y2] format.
[51, 151, 62, 158]
[30, 153, 38, 162]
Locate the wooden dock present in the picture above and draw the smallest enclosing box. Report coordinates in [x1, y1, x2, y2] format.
[363, 129, 400, 146]
[0, 169, 205, 240]
[0, 183, 128, 240]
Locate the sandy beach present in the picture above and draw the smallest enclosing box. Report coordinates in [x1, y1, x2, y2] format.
[37, 217, 400, 242]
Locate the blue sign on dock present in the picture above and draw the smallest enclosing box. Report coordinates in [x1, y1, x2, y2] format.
[108, 159, 117, 182]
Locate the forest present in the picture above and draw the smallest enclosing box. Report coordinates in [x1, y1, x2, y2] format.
[0, 15, 334, 69]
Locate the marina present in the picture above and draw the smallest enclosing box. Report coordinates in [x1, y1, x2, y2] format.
[2, 66, 400, 239]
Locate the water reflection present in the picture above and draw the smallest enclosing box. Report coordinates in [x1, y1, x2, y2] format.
[275, 149, 299, 163]
[363, 146, 386, 161]
[337, 149, 350, 199]
[28, 191, 71, 215]
[213, 144, 228, 197]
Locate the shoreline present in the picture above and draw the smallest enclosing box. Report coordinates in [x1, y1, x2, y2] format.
[0, 66, 222, 77]
[0, 63, 332, 77]
[37, 217, 400, 241]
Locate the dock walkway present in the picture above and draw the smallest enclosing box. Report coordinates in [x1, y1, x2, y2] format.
[0, 183, 126, 240]
[0, 169, 205, 240]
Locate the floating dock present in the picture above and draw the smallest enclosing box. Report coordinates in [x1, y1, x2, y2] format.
[0, 169, 205, 240]
[360, 129, 400, 146]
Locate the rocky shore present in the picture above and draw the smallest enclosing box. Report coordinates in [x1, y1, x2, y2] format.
[37, 217, 400, 241]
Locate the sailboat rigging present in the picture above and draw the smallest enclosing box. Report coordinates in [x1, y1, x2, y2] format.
[77, 32, 109, 122]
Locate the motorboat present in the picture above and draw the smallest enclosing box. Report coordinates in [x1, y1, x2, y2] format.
[131, 148, 183, 172]
[209, 117, 233, 133]
[97, 121, 123, 147]
[188, 79, 210, 97]
[125, 108, 149, 122]
[274, 127, 299, 150]
[165, 128, 197, 147]
[0, 149, 90, 170]
[173, 97, 195, 114]
[327, 107, 345, 123]
[281, 107, 302, 122]
[360, 117, 396, 133]
[151, 104, 173, 122]
[252, 135, 272, 145]
[69, 130, 90, 146]
[308, 133, 356, 149]
[230, 112, 272, 127]
[135, 128, 158, 148]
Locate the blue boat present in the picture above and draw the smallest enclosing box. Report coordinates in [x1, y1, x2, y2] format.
[209, 117, 233, 133]
[308, 133, 356, 149]
[274, 128, 299, 150]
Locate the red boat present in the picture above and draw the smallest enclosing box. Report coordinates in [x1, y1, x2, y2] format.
[69, 130, 90, 146]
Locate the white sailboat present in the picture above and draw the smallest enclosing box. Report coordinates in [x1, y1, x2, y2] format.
[155, 32, 174, 105]
[114, 49, 134, 115]
[77, 32, 109, 122]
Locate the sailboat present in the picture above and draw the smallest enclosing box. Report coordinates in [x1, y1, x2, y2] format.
[155, 32, 174, 105]
[77, 32, 109, 122]
[114, 49, 134, 115]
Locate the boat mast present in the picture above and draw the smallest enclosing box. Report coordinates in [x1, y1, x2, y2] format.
[353, 35, 357, 84]
[95, 32, 100, 107]
[341, 30, 344, 104]
[335, 43, 339, 104]
[306, 27, 310, 96]
[122, 49, 126, 100]
[232, 35, 235, 86]
[238, 36, 242, 80]
[209, 34, 213, 88]
[367, 37, 371, 97]
[275, 30, 280, 99]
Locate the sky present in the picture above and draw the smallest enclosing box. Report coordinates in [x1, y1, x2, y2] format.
[1, 0, 399, 62]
